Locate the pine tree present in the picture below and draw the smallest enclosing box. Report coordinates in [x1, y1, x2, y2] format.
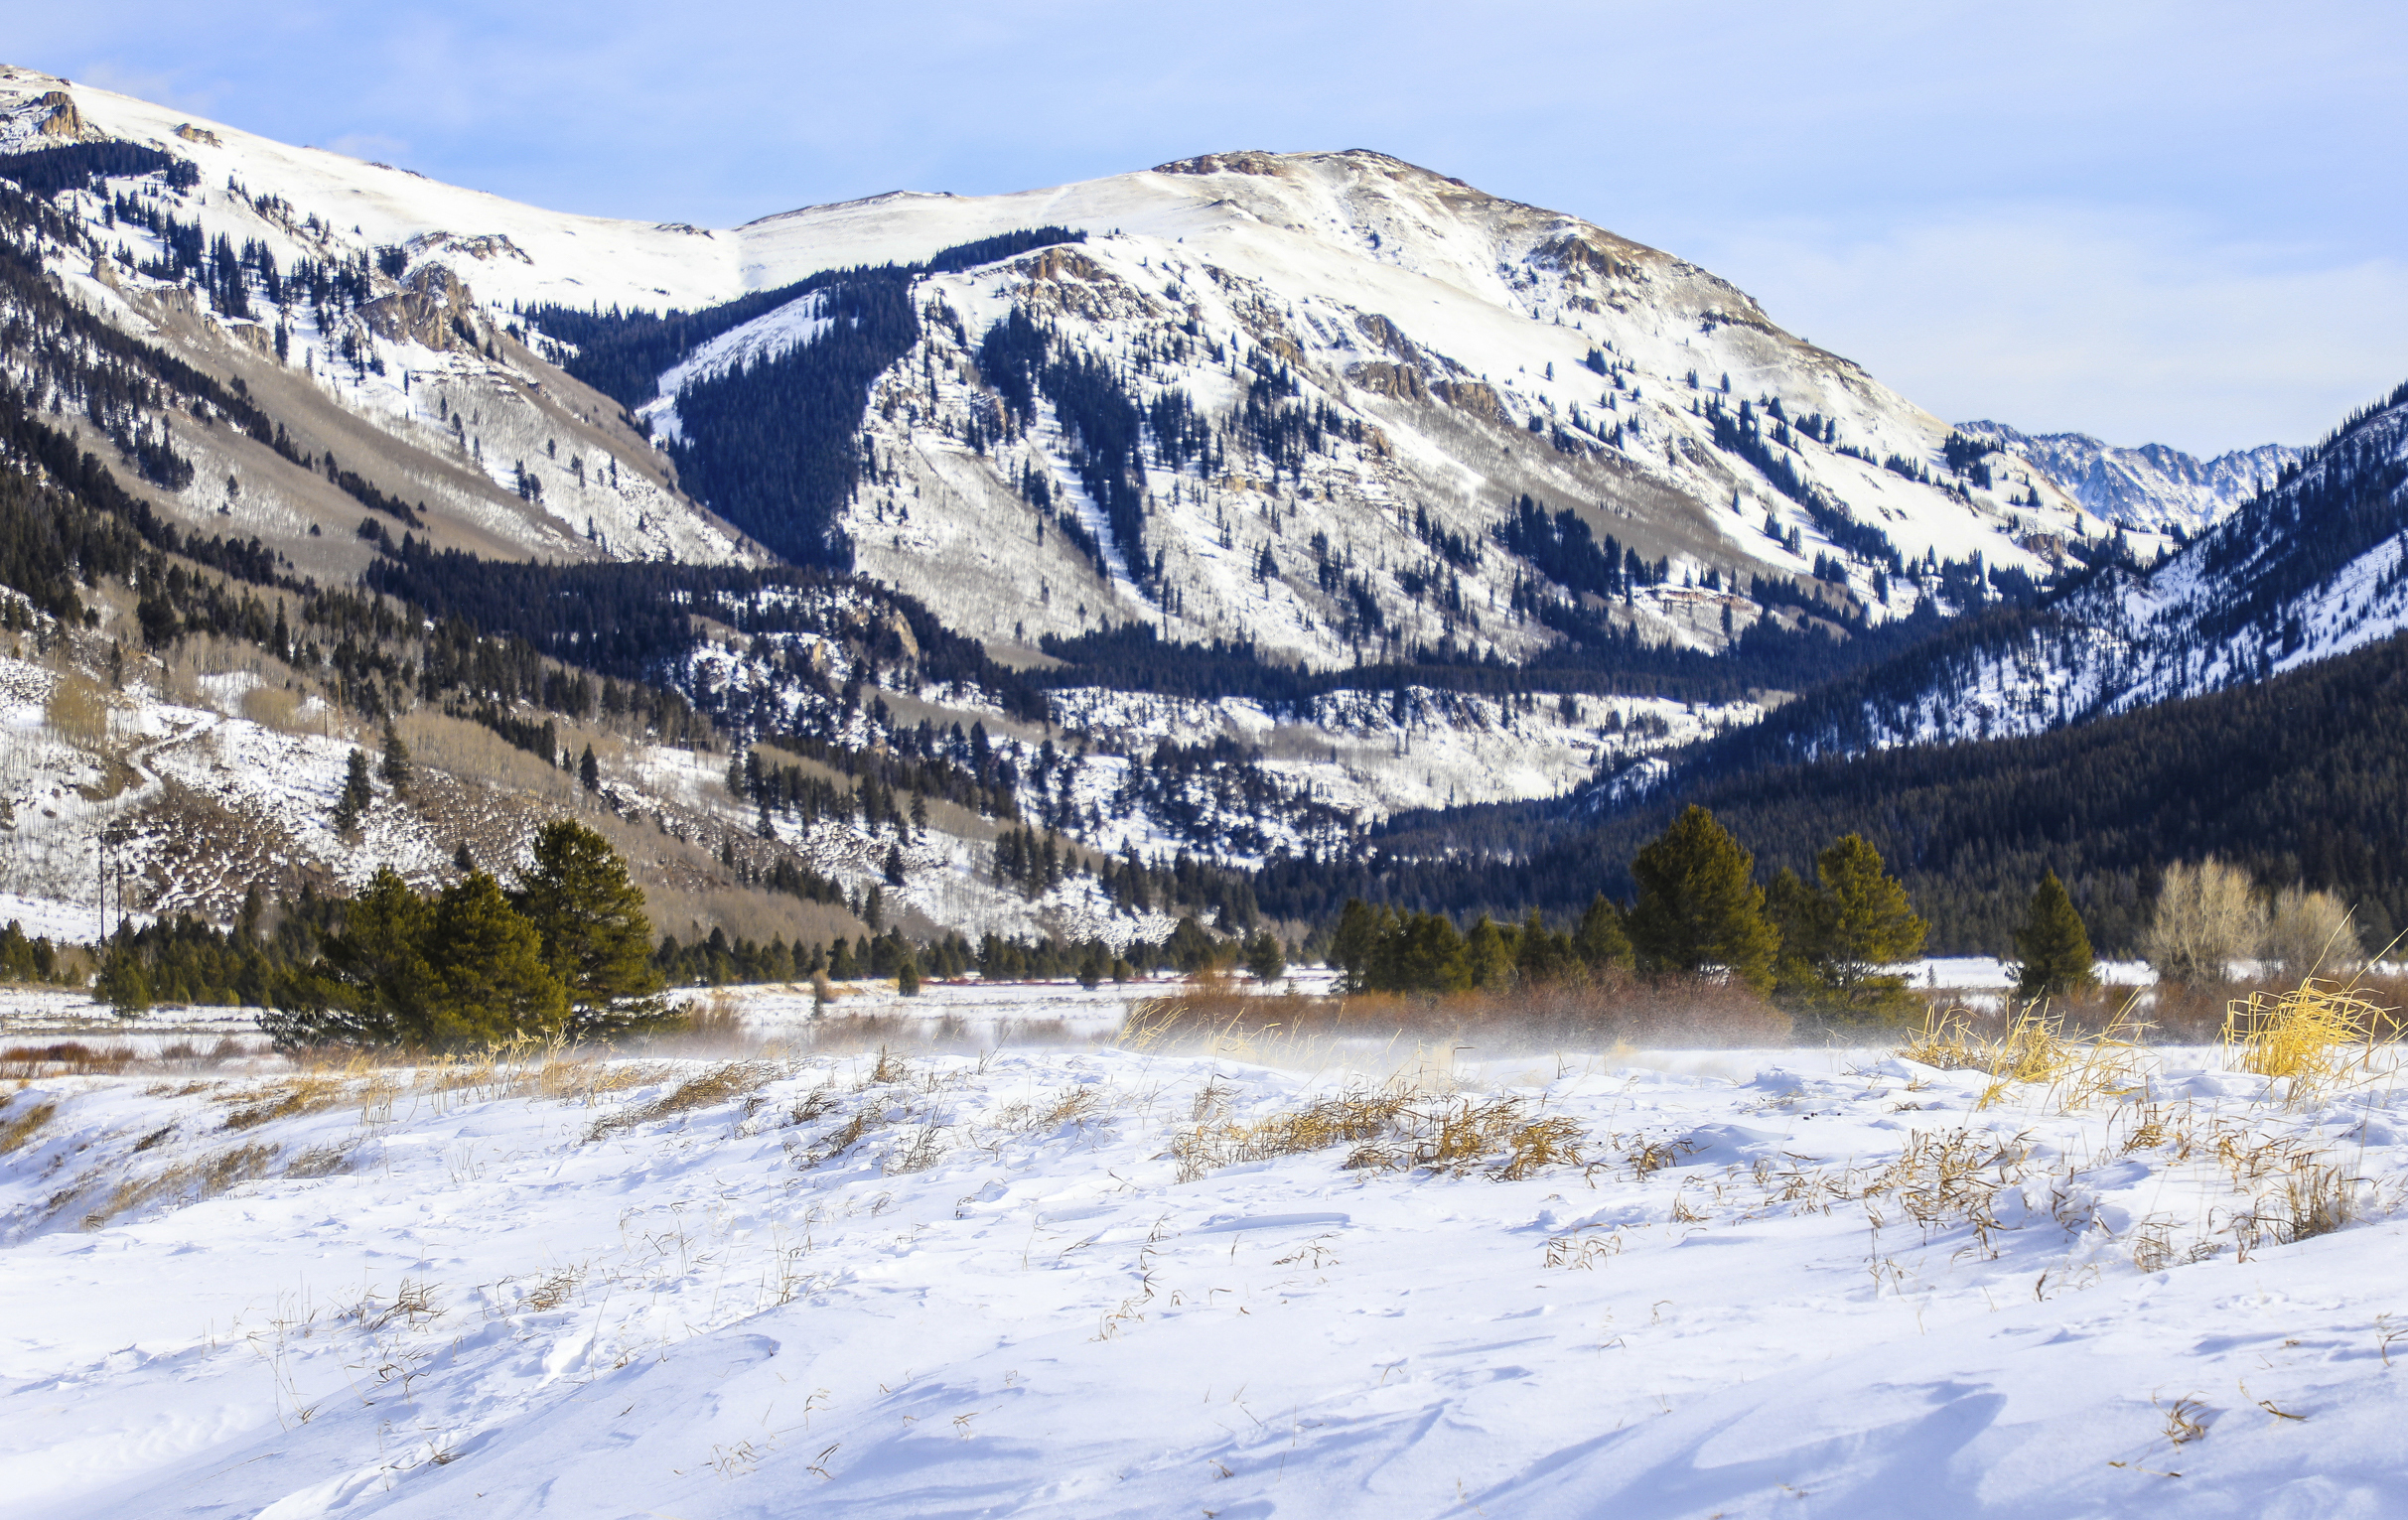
[579, 745, 599, 791]
[2012, 870, 2096, 1000]
[512, 820, 669, 1037]
[1814, 834, 1925, 1006]
[1572, 893, 1633, 971]
[379, 724, 412, 797]
[1331, 898, 1381, 988]
[883, 843, 908, 887]
[1245, 930, 1287, 985]
[307, 866, 434, 1045]
[1626, 806, 1778, 993]
[896, 953, 921, 996]
[1765, 866, 1829, 1002]
[423, 872, 569, 1044]
[333, 748, 374, 833]
[1462, 914, 1511, 989]
[1513, 907, 1574, 984]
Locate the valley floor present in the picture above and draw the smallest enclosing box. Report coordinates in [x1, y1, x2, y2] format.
[2, 1009, 2404, 1518]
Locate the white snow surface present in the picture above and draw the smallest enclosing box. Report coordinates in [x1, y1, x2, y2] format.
[4, 1027, 2406, 1518]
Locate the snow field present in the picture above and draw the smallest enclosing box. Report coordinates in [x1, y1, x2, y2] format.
[4, 1027, 2406, 1517]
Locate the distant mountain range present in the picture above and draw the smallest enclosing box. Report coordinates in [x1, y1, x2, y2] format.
[1957, 420, 2300, 536]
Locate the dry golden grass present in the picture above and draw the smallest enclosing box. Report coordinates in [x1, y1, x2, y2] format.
[2223, 977, 2400, 1095]
[221, 1075, 354, 1132]
[1897, 1003, 2149, 1112]
[285, 1141, 356, 1178]
[82, 1142, 276, 1229]
[1172, 1085, 1586, 1183]
[0, 1098, 57, 1155]
[586, 1060, 784, 1140]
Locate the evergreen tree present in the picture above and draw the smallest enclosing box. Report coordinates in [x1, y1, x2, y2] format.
[1245, 930, 1287, 985]
[1331, 898, 1380, 986]
[896, 953, 921, 996]
[1463, 914, 1512, 989]
[1513, 907, 1575, 984]
[1814, 834, 1925, 1007]
[1378, 912, 1471, 993]
[310, 866, 435, 1044]
[512, 820, 669, 1037]
[1572, 893, 1633, 972]
[1764, 866, 1829, 1001]
[423, 871, 569, 1043]
[379, 724, 411, 796]
[333, 748, 374, 833]
[1626, 806, 1778, 992]
[883, 843, 908, 887]
[579, 744, 600, 791]
[2012, 870, 2096, 999]
[95, 948, 152, 1015]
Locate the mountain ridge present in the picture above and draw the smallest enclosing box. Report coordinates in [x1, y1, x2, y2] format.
[1958, 418, 2300, 535]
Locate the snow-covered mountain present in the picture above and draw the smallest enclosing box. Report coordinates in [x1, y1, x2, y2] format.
[1957, 420, 2300, 537]
[621, 153, 2141, 670]
[1, 67, 2135, 675]
[1681, 381, 2408, 771]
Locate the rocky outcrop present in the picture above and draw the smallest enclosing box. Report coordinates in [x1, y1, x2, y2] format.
[404, 232, 532, 265]
[1434, 380, 1506, 422]
[33, 90, 97, 142]
[173, 123, 222, 147]
[1345, 361, 1426, 402]
[360, 264, 478, 351]
[1152, 151, 1287, 178]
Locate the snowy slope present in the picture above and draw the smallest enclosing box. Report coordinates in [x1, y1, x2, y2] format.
[1960, 420, 2300, 536]
[4, 1035, 2405, 1517]
[0, 67, 767, 575]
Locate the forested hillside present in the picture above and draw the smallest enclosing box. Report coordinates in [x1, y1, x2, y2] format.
[1263, 627, 2408, 956]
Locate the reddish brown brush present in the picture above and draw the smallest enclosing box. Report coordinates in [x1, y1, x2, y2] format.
[1124, 974, 1790, 1053]
[0, 1042, 137, 1077]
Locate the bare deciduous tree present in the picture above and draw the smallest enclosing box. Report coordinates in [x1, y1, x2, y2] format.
[2262, 886, 2360, 980]
[2142, 858, 2260, 984]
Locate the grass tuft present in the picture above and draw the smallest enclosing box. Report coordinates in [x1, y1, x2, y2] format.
[587, 1061, 784, 1141]
[2223, 978, 2399, 1096]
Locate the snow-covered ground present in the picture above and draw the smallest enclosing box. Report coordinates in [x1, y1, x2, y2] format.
[5, 1010, 2405, 1518]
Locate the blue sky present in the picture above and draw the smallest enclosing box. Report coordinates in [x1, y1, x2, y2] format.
[23, 1, 2406, 454]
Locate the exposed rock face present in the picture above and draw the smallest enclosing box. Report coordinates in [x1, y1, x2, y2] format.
[1345, 361, 1427, 402]
[1434, 380, 1506, 421]
[404, 232, 533, 265]
[34, 90, 93, 141]
[360, 264, 477, 351]
[173, 123, 222, 147]
[1153, 151, 1287, 178]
